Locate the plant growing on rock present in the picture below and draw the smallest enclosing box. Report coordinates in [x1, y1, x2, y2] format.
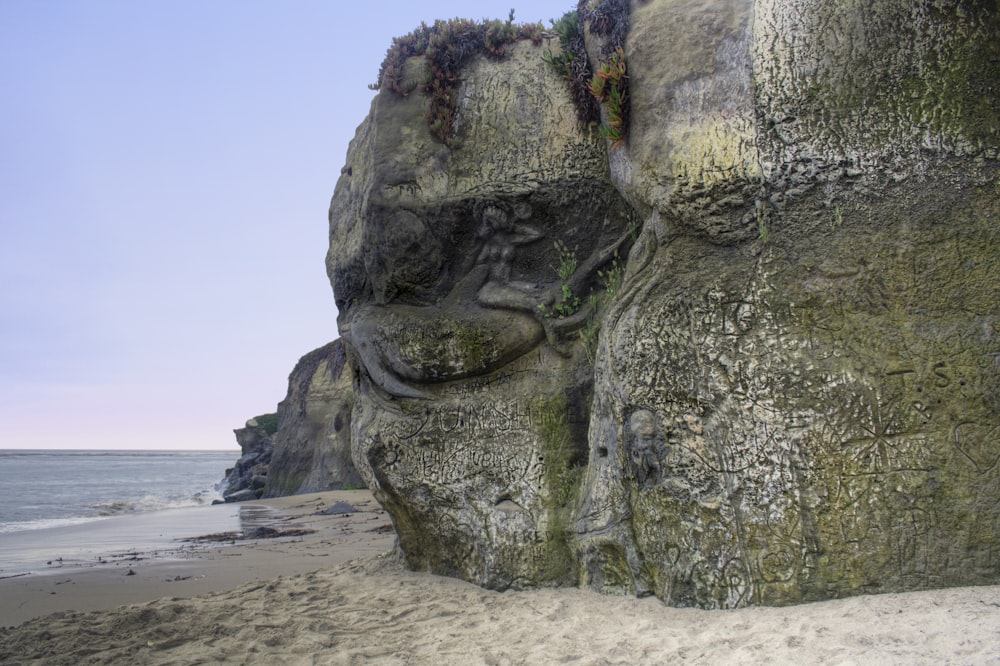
[584, 0, 631, 54]
[542, 10, 600, 125]
[423, 18, 483, 145]
[538, 240, 582, 319]
[580, 254, 625, 362]
[371, 11, 547, 146]
[252, 412, 279, 435]
[589, 47, 629, 149]
[541, 1, 631, 133]
[520, 20, 544, 46]
[598, 255, 624, 298]
[483, 10, 518, 57]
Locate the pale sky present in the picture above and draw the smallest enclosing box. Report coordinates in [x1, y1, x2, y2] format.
[0, 1, 576, 450]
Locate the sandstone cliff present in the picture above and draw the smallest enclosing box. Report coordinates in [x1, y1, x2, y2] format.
[326, 0, 999, 607]
[224, 340, 361, 501]
[265, 339, 362, 496]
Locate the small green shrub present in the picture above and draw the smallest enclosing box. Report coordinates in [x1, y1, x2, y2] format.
[598, 256, 624, 298]
[483, 10, 518, 57]
[253, 413, 279, 435]
[538, 241, 582, 318]
[541, 11, 578, 79]
[556, 284, 582, 317]
[520, 20, 544, 46]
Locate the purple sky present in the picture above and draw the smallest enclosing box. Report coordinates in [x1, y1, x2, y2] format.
[0, 1, 576, 450]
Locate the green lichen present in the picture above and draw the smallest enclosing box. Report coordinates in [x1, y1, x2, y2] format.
[596, 542, 634, 595]
[453, 326, 490, 373]
[264, 471, 305, 498]
[535, 396, 585, 584]
[758, 182, 1000, 602]
[628, 490, 741, 608]
[901, 5, 999, 148]
[789, 2, 999, 153]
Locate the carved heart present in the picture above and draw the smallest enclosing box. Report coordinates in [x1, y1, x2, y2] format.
[951, 422, 1000, 473]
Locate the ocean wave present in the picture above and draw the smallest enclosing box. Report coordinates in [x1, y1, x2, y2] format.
[1, 451, 232, 537]
[0, 490, 224, 535]
[90, 491, 222, 516]
[0, 515, 109, 534]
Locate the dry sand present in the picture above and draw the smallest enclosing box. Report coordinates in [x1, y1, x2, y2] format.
[1, 491, 998, 665]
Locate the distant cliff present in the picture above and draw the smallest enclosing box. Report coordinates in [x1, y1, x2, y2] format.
[265, 339, 361, 496]
[221, 414, 275, 503]
[223, 339, 360, 501]
[325, 0, 1000, 608]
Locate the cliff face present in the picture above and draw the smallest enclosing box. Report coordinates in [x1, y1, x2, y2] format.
[264, 339, 362, 497]
[580, 0, 1000, 607]
[225, 340, 361, 501]
[327, 0, 1000, 607]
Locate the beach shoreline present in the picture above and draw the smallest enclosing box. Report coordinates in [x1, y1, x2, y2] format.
[0, 490, 394, 628]
[2, 490, 999, 664]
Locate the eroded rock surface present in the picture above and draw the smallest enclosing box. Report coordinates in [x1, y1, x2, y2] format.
[265, 339, 362, 496]
[328, 39, 635, 587]
[224, 340, 360, 500]
[578, 0, 1000, 607]
[327, 0, 999, 606]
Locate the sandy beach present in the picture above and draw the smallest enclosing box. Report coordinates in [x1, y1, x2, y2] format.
[0, 491, 393, 628]
[1, 491, 999, 665]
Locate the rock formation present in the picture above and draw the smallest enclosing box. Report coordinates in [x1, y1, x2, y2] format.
[264, 339, 362, 496]
[223, 340, 361, 501]
[329, 28, 636, 587]
[221, 416, 274, 502]
[327, 0, 999, 607]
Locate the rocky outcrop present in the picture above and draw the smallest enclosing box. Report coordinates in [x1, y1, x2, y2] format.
[264, 339, 362, 496]
[223, 340, 359, 501]
[329, 33, 636, 587]
[578, 0, 1000, 607]
[327, 0, 999, 607]
[221, 417, 274, 502]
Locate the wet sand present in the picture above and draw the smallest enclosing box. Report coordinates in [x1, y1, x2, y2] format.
[0, 491, 393, 628]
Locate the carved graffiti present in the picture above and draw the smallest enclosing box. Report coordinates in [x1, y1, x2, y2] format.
[594, 222, 1000, 606]
[368, 401, 544, 492]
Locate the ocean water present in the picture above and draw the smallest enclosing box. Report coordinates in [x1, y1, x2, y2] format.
[0, 449, 239, 535]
